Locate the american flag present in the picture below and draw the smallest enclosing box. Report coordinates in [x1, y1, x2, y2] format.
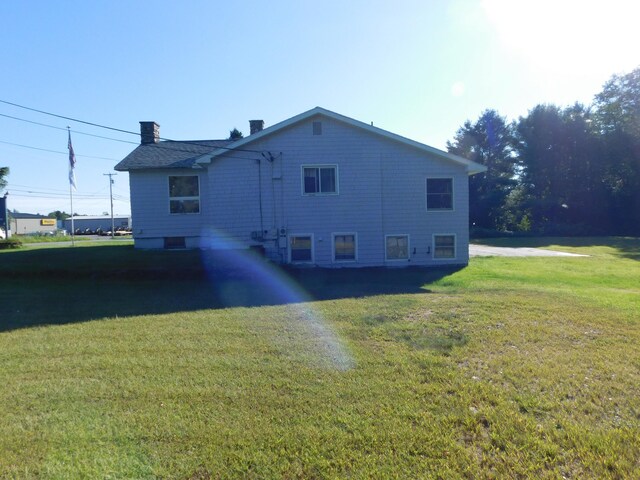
[68, 130, 76, 190]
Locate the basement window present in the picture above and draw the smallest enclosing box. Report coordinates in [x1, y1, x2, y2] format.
[386, 235, 409, 260]
[164, 237, 186, 249]
[290, 235, 313, 263]
[169, 175, 200, 214]
[433, 234, 456, 259]
[333, 233, 356, 261]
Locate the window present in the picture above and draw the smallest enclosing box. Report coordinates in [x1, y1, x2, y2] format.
[434, 235, 456, 259]
[313, 121, 322, 135]
[303, 166, 337, 194]
[290, 235, 313, 263]
[386, 235, 409, 260]
[333, 234, 356, 261]
[164, 237, 186, 249]
[169, 175, 200, 214]
[426, 178, 453, 210]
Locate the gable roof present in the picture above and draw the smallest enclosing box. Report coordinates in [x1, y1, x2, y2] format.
[114, 139, 233, 171]
[115, 107, 487, 175]
[196, 107, 487, 175]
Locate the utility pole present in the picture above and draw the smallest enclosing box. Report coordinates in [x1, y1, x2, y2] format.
[103, 172, 117, 238]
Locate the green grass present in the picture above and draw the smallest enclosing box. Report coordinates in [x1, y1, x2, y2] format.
[1, 238, 639, 478]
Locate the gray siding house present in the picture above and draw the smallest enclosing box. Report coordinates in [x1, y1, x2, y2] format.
[115, 107, 485, 267]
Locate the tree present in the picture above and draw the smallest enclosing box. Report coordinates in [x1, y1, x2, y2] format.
[47, 210, 71, 221]
[447, 110, 518, 230]
[0, 166, 8, 192]
[593, 67, 640, 235]
[228, 128, 244, 140]
[515, 103, 606, 233]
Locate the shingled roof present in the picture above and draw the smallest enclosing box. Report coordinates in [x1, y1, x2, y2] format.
[114, 139, 233, 171]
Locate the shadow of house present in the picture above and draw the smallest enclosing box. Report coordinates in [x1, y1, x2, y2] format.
[0, 247, 460, 332]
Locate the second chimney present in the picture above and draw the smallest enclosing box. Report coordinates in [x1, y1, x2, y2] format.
[249, 119, 264, 135]
[140, 121, 160, 144]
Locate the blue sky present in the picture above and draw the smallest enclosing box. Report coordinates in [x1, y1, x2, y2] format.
[1, 0, 638, 216]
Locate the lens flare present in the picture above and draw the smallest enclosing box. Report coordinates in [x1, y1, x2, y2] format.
[199, 228, 354, 371]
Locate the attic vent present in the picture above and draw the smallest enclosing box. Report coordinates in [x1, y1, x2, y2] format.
[312, 121, 322, 135]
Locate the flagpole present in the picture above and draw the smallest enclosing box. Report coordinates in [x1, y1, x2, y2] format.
[69, 179, 75, 246]
[68, 126, 75, 247]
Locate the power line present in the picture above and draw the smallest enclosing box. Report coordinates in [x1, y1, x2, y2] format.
[0, 139, 118, 161]
[0, 98, 268, 154]
[0, 112, 139, 145]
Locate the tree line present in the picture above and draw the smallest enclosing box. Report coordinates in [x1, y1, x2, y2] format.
[448, 66, 640, 236]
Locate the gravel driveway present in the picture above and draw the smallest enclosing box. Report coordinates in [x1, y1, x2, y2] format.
[469, 244, 588, 257]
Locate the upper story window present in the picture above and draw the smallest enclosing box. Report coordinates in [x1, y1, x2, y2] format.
[169, 175, 200, 214]
[302, 165, 337, 195]
[426, 178, 453, 211]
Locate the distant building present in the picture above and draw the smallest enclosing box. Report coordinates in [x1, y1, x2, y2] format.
[63, 215, 131, 233]
[10, 213, 58, 235]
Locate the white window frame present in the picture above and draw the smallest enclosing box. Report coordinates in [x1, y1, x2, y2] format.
[385, 234, 410, 261]
[433, 234, 457, 259]
[426, 177, 454, 212]
[332, 232, 358, 263]
[301, 165, 339, 195]
[289, 234, 314, 264]
[168, 175, 200, 215]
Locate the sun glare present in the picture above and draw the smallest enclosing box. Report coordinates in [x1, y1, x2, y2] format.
[482, 0, 639, 78]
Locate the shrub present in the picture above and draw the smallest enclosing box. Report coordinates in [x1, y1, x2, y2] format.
[0, 238, 23, 249]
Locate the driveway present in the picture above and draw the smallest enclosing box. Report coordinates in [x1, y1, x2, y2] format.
[470, 244, 588, 257]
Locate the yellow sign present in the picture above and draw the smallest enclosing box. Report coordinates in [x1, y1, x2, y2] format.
[41, 219, 56, 226]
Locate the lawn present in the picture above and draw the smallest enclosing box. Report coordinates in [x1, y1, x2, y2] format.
[0, 238, 639, 478]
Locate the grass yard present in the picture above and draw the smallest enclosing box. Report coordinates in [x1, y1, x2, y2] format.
[0, 238, 639, 478]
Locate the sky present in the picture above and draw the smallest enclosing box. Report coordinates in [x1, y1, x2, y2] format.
[0, 0, 638, 216]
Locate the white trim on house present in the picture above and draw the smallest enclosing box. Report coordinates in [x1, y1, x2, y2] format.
[301, 164, 339, 196]
[426, 177, 455, 213]
[195, 107, 487, 175]
[288, 233, 315, 264]
[432, 233, 457, 259]
[331, 232, 358, 263]
[385, 234, 411, 261]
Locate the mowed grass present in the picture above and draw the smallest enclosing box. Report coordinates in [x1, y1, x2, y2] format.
[0, 238, 639, 478]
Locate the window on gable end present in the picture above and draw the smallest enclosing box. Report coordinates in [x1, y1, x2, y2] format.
[169, 175, 200, 214]
[303, 166, 337, 194]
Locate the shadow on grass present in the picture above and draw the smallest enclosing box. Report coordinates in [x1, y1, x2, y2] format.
[471, 236, 640, 261]
[0, 246, 461, 332]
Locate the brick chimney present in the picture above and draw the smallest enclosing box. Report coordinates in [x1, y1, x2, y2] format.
[249, 120, 264, 135]
[140, 121, 160, 144]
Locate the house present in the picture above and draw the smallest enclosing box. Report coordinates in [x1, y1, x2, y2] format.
[115, 107, 486, 267]
[9, 212, 58, 235]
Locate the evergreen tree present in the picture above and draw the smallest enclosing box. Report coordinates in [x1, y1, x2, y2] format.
[447, 110, 517, 230]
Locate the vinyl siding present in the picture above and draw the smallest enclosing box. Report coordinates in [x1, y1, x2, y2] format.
[128, 114, 470, 265]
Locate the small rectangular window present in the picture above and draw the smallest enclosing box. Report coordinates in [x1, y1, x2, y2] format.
[169, 175, 200, 214]
[434, 235, 456, 259]
[386, 235, 409, 260]
[164, 237, 186, 249]
[290, 235, 313, 263]
[426, 178, 453, 210]
[302, 166, 337, 194]
[313, 121, 322, 135]
[333, 234, 356, 261]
